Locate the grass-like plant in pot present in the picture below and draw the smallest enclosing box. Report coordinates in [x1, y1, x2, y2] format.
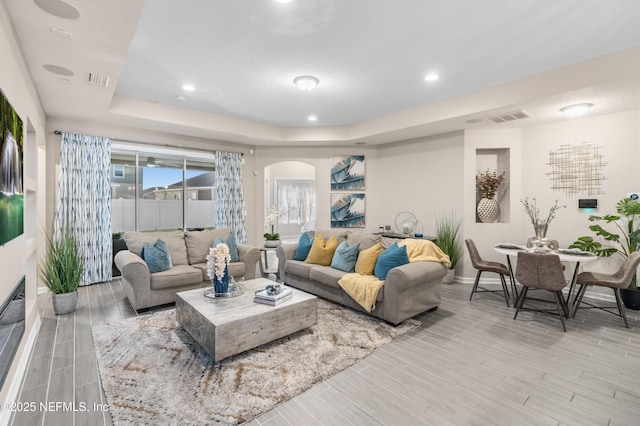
[569, 197, 640, 308]
[40, 229, 85, 314]
[435, 213, 463, 284]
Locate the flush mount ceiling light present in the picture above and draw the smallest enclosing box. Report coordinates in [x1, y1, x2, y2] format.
[424, 73, 439, 82]
[294, 76, 319, 92]
[560, 103, 593, 117]
[307, 115, 317, 121]
[275, 0, 292, 3]
[182, 84, 196, 92]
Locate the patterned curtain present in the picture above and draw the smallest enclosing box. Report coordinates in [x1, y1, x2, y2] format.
[215, 151, 247, 244]
[55, 133, 112, 285]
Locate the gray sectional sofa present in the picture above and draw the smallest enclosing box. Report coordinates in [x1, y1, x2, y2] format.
[115, 229, 260, 311]
[277, 230, 447, 325]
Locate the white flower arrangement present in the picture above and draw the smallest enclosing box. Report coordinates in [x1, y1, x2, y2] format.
[206, 243, 231, 282]
[264, 207, 286, 240]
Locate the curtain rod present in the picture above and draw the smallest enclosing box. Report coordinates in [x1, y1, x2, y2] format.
[53, 130, 243, 156]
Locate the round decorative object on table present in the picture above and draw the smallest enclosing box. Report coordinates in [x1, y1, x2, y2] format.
[477, 197, 500, 223]
[204, 277, 243, 299]
[264, 240, 281, 248]
[394, 211, 417, 235]
[529, 223, 553, 251]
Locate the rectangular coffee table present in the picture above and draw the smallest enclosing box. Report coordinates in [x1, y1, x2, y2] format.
[175, 278, 317, 362]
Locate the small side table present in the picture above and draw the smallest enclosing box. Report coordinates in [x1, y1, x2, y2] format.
[259, 247, 280, 281]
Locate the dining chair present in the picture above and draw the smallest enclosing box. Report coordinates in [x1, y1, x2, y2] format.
[466, 239, 512, 307]
[571, 251, 640, 328]
[514, 251, 569, 331]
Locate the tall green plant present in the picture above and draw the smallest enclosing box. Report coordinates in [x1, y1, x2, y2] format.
[570, 197, 640, 289]
[435, 213, 463, 270]
[40, 229, 84, 294]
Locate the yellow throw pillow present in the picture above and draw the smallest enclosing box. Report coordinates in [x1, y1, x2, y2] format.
[355, 243, 383, 275]
[305, 233, 339, 266]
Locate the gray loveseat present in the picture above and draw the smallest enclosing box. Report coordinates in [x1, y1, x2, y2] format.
[115, 229, 260, 311]
[277, 230, 447, 325]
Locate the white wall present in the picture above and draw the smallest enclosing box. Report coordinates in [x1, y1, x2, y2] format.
[0, 3, 47, 406]
[521, 110, 640, 276]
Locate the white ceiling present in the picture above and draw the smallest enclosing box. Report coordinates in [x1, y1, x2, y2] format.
[5, 0, 640, 146]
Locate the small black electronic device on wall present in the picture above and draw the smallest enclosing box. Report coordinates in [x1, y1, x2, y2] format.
[578, 199, 598, 209]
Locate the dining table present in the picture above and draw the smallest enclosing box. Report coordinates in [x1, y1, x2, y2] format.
[493, 243, 598, 316]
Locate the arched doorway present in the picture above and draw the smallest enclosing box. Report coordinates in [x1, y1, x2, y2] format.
[264, 161, 316, 240]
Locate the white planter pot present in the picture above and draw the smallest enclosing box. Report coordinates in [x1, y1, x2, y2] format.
[264, 240, 282, 248]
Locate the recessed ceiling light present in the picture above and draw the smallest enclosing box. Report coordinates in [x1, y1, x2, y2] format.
[294, 76, 319, 91]
[307, 115, 317, 121]
[560, 103, 593, 117]
[424, 73, 439, 82]
[34, 0, 80, 19]
[275, 0, 292, 3]
[182, 84, 196, 92]
[176, 95, 186, 101]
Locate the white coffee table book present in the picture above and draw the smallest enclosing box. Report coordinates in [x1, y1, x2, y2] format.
[176, 278, 317, 362]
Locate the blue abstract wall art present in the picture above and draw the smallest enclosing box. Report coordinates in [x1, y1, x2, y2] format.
[330, 155, 365, 191]
[331, 193, 365, 228]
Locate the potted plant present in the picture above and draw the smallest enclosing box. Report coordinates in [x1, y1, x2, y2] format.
[264, 208, 285, 247]
[569, 197, 640, 309]
[435, 213, 463, 284]
[40, 229, 85, 314]
[475, 169, 506, 223]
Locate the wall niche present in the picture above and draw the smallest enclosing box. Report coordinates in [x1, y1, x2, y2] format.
[475, 148, 510, 223]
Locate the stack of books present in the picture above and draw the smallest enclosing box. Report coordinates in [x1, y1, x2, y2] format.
[253, 287, 293, 306]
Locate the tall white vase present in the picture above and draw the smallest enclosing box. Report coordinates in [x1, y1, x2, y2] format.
[477, 197, 500, 223]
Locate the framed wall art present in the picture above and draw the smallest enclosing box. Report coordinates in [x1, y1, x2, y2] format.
[0, 90, 24, 246]
[330, 155, 365, 191]
[330, 193, 365, 228]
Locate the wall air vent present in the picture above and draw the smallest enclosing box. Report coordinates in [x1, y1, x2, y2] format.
[486, 109, 530, 124]
[86, 72, 110, 88]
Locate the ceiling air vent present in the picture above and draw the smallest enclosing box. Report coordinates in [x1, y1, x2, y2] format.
[86, 72, 110, 88]
[486, 109, 530, 124]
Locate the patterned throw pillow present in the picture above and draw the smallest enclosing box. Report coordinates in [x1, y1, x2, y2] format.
[213, 234, 239, 262]
[141, 239, 173, 273]
[330, 241, 361, 272]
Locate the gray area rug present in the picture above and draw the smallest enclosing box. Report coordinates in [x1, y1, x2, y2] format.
[92, 299, 418, 425]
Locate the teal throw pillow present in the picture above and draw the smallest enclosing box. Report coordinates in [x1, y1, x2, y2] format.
[330, 241, 361, 272]
[213, 234, 239, 262]
[374, 242, 409, 281]
[293, 232, 314, 261]
[141, 239, 173, 273]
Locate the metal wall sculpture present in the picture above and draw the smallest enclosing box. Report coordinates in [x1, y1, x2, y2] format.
[546, 142, 606, 197]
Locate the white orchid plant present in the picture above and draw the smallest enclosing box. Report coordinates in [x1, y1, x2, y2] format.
[206, 243, 231, 282]
[264, 207, 285, 240]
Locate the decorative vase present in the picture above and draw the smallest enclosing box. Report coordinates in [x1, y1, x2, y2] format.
[442, 269, 456, 284]
[52, 291, 78, 315]
[530, 223, 553, 251]
[213, 266, 229, 296]
[477, 197, 500, 223]
[264, 240, 281, 248]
